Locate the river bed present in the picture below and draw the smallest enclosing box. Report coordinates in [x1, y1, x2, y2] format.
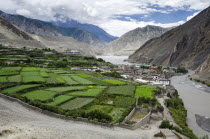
[98, 55, 210, 137]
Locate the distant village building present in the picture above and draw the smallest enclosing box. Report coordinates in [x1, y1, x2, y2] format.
[156, 79, 170, 86]
[64, 50, 81, 56]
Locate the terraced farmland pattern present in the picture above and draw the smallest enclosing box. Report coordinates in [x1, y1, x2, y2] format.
[0, 66, 152, 124]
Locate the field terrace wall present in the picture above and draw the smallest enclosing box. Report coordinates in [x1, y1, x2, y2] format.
[0, 93, 114, 127]
[120, 108, 152, 130]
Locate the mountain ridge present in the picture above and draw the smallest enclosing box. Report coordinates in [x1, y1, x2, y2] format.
[0, 10, 107, 46]
[104, 25, 171, 56]
[128, 6, 210, 82]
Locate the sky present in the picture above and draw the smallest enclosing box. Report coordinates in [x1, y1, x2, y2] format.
[0, 0, 210, 37]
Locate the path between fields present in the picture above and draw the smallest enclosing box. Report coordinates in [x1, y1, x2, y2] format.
[0, 97, 161, 139]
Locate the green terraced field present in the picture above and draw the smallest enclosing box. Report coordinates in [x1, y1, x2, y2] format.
[77, 74, 90, 78]
[40, 71, 49, 77]
[135, 86, 157, 98]
[1, 67, 22, 71]
[0, 71, 18, 76]
[46, 78, 63, 84]
[0, 76, 8, 82]
[67, 88, 104, 97]
[103, 79, 125, 85]
[114, 96, 135, 107]
[22, 76, 45, 83]
[22, 90, 57, 101]
[71, 75, 94, 84]
[107, 85, 135, 96]
[109, 107, 127, 123]
[86, 77, 112, 85]
[22, 67, 40, 72]
[46, 86, 87, 93]
[60, 98, 94, 110]
[47, 95, 74, 106]
[21, 71, 40, 76]
[59, 76, 79, 85]
[2, 84, 41, 95]
[8, 75, 22, 82]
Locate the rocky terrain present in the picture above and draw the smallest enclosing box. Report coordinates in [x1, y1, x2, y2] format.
[105, 25, 170, 56]
[195, 114, 210, 132]
[0, 10, 108, 46]
[129, 6, 210, 82]
[0, 16, 96, 56]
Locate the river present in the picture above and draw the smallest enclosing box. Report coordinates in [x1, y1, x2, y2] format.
[98, 56, 210, 137]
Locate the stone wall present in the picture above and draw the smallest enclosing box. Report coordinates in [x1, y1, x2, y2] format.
[120, 111, 151, 130]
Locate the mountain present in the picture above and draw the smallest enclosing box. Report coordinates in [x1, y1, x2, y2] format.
[0, 16, 95, 56]
[128, 6, 210, 82]
[0, 10, 103, 46]
[0, 16, 45, 49]
[104, 25, 171, 56]
[53, 19, 117, 42]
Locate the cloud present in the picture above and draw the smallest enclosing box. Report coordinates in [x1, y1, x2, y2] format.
[16, 9, 31, 16]
[186, 11, 200, 21]
[0, 0, 209, 36]
[100, 19, 184, 37]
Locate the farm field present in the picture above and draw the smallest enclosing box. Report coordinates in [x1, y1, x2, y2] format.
[47, 95, 74, 106]
[67, 88, 104, 97]
[46, 86, 87, 93]
[135, 86, 157, 98]
[22, 90, 57, 101]
[70, 75, 94, 85]
[60, 98, 94, 110]
[103, 79, 125, 85]
[107, 85, 135, 96]
[2, 84, 41, 95]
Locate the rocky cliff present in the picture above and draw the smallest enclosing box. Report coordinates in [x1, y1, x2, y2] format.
[129, 6, 210, 82]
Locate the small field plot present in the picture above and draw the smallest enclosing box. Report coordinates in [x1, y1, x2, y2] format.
[86, 77, 113, 85]
[23, 76, 45, 83]
[46, 86, 87, 93]
[21, 71, 40, 76]
[1, 67, 22, 71]
[77, 74, 90, 78]
[86, 105, 113, 113]
[22, 90, 56, 101]
[130, 111, 148, 122]
[22, 67, 40, 72]
[40, 71, 49, 77]
[8, 75, 22, 82]
[109, 107, 127, 123]
[103, 79, 125, 85]
[0, 71, 18, 76]
[47, 95, 74, 106]
[67, 88, 104, 97]
[135, 86, 157, 98]
[60, 98, 94, 110]
[59, 76, 79, 85]
[70, 75, 94, 85]
[46, 78, 64, 84]
[107, 85, 135, 96]
[114, 96, 135, 107]
[2, 84, 41, 95]
[0, 77, 8, 82]
[52, 70, 69, 74]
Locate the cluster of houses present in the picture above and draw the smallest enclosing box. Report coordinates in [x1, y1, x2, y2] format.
[71, 62, 174, 86]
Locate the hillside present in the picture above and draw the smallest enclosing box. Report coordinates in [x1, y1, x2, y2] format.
[0, 10, 103, 46]
[0, 16, 45, 49]
[0, 16, 96, 56]
[105, 25, 170, 56]
[129, 6, 210, 82]
[52, 19, 117, 42]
